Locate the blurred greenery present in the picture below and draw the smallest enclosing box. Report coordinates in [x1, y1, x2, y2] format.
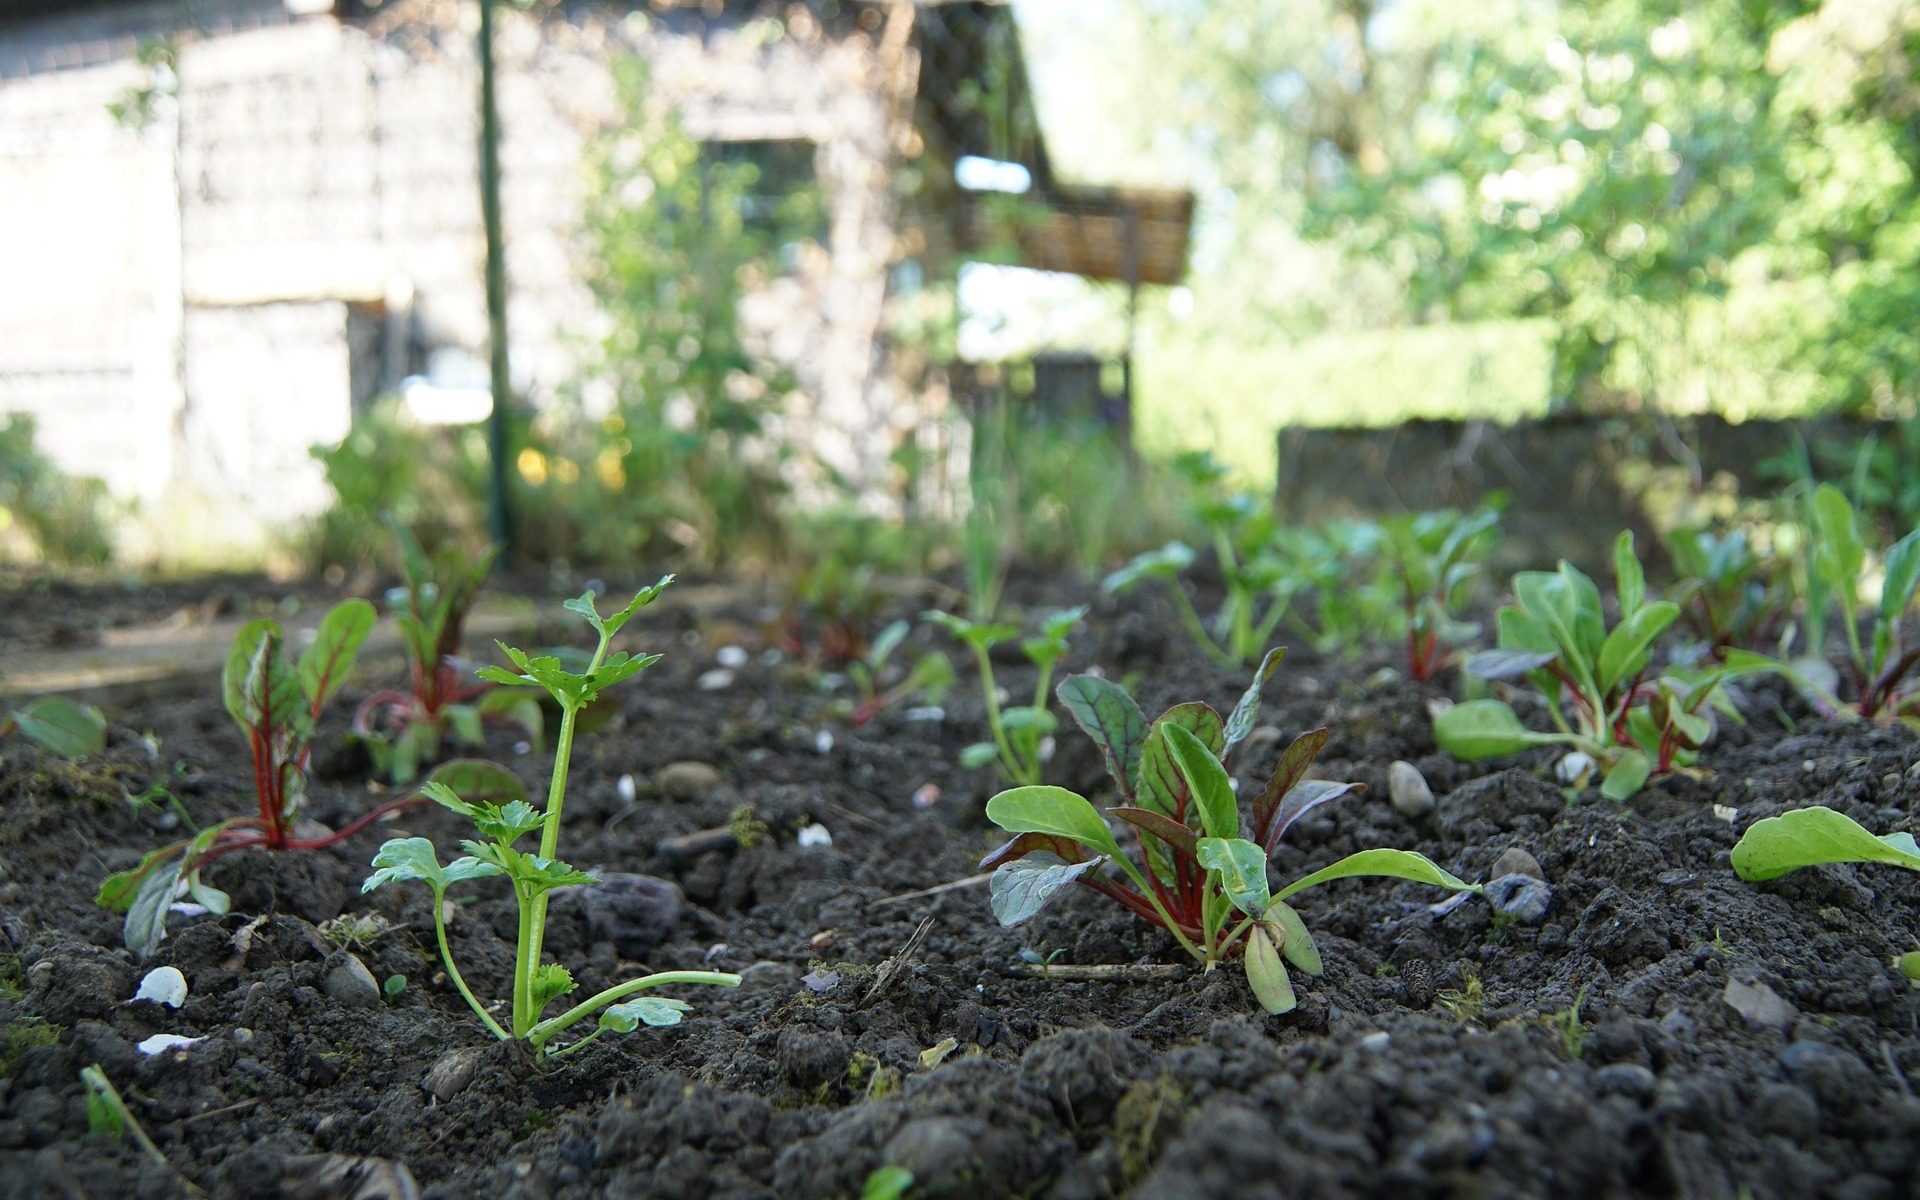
[1021, 0, 1920, 464]
[0, 414, 115, 566]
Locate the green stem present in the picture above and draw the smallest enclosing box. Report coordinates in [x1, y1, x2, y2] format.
[434, 887, 510, 1041]
[974, 645, 1025, 785]
[527, 970, 742, 1050]
[1167, 585, 1235, 667]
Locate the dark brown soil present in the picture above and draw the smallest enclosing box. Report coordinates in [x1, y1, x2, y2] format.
[3, 573, 1920, 1199]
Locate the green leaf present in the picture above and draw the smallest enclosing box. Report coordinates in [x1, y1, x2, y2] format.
[985, 786, 1123, 860]
[1813, 484, 1865, 611]
[1196, 836, 1270, 916]
[1275, 848, 1478, 902]
[11, 697, 106, 757]
[1731, 806, 1920, 883]
[1244, 924, 1296, 1014]
[124, 856, 182, 959]
[989, 852, 1102, 926]
[1432, 699, 1555, 760]
[530, 963, 576, 1013]
[859, 1166, 916, 1200]
[922, 610, 1018, 650]
[95, 846, 174, 913]
[1595, 601, 1678, 696]
[998, 705, 1057, 735]
[1613, 530, 1646, 620]
[1138, 703, 1224, 818]
[1102, 542, 1194, 594]
[1881, 528, 1920, 630]
[1223, 648, 1286, 757]
[1163, 723, 1237, 840]
[600, 996, 692, 1033]
[426, 759, 528, 805]
[599, 574, 676, 638]
[1263, 899, 1322, 976]
[868, 619, 909, 667]
[1056, 674, 1148, 799]
[221, 619, 282, 728]
[362, 837, 503, 893]
[959, 742, 1000, 770]
[297, 599, 376, 709]
[1599, 750, 1652, 802]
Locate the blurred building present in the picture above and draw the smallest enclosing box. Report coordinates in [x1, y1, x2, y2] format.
[0, 0, 1189, 555]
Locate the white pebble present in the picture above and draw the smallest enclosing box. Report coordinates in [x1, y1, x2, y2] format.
[904, 706, 945, 723]
[1555, 752, 1596, 785]
[716, 645, 749, 669]
[137, 1033, 202, 1056]
[813, 730, 835, 755]
[796, 823, 833, 848]
[616, 774, 637, 804]
[698, 668, 735, 691]
[133, 966, 187, 1008]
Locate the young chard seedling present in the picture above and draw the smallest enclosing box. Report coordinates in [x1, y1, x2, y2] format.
[97, 600, 453, 957]
[844, 619, 954, 726]
[353, 526, 541, 782]
[1759, 485, 1920, 725]
[982, 650, 1478, 1013]
[1378, 507, 1500, 681]
[1434, 531, 1765, 800]
[925, 606, 1084, 786]
[364, 578, 738, 1054]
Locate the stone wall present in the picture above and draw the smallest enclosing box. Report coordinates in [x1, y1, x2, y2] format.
[1275, 415, 1888, 572]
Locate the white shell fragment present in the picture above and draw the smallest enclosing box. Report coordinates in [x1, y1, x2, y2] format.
[134, 966, 188, 1008]
[796, 823, 833, 848]
[137, 1033, 202, 1056]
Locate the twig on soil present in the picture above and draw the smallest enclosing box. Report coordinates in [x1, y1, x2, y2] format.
[868, 873, 991, 909]
[1882, 1041, 1913, 1100]
[862, 915, 935, 1006]
[654, 826, 738, 861]
[1003, 963, 1189, 982]
[182, 1098, 261, 1125]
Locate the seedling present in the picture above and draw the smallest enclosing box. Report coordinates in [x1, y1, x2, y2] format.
[96, 600, 452, 956]
[1435, 532, 1760, 799]
[353, 527, 540, 782]
[1275, 521, 1393, 656]
[1378, 507, 1500, 681]
[1, 696, 106, 758]
[363, 579, 738, 1053]
[1766, 485, 1920, 723]
[925, 606, 1084, 786]
[781, 552, 888, 666]
[845, 619, 955, 726]
[1665, 525, 1790, 660]
[1104, 452, 1297, 667]
[982, 651, 1477, 1013]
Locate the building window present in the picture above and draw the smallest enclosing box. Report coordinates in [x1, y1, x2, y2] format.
[701, 139, 828, 251]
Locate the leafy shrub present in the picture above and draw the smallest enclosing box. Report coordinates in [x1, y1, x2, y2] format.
[0, 414, 114, 565]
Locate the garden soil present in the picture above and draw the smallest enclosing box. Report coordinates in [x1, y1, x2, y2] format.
[3, 572, 1919, 1199]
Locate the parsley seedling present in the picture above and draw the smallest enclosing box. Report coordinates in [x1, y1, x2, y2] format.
[363, 578, 738, 1053]
[925, 606, 1084, 786]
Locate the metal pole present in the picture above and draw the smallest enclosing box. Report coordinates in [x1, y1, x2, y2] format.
[478, 0, 514, 563]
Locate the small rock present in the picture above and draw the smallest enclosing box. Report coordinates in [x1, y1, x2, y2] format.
[776, 1026, 850, 1088]
[616, 774, 637, 803]
[137, 1033, 201, 1056]
[423, 1046, 487, 1102]
[279, 1153, 421, 1200]
[1388, 761, 1436, 818]
[1356, 1031, 1391, 1053]
[1483, 874, 1552, 924]
[1882, 773, 1901, 794]
[323, 955, 382, 1009]
[1555, 751, 1596, 786]
[575, 874, 683, 957]
[715, 645, 749, 669]
[801, 968, 841, 993]
[883, 1116, 985, 1183]
[1593, 1062, 1657, 1102]
[1490, 847, 1544, 881]
[656, 761, 722, 801]
[697, 668, 734, 691]
[738, 961, 800, 992]
[133, 966, 188, 1008]
[813, 729, 834, 755]
[912, 783, 941, 809]
[1724, 976, 1798, 1031]
[904, 706, 945, 722]
[795, 823, 832, 848]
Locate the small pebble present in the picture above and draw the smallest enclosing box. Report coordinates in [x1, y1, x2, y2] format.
[1555, 751, 1596, 786]
[656, 761, 722, 801]
[616, 774, 637, 803]
[1593, 1062, 1657, 1101]
[716, 645, 749, 669]
[697, 668, 734, 691]
[904, 706, 945, 723]
[801, 968, 841, 993]
[323, 955, 383, 1009]
[1724, 976, 1798, 1031]
[1483, 874, 1552, 924]
[814, 730, 835, 755]
[796, 823, 832, 848]
[133, 966, 188, 1008]
[1356, 1031, 1391, 1053]
[809, 929, 837, 952]
[1490, 847, 1544, 881]
[912, 783, 941, 809]
[137, 1033, 201, 1056]
[423, 1046, 486, 1102]
[1388, 761, 1435, 817]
